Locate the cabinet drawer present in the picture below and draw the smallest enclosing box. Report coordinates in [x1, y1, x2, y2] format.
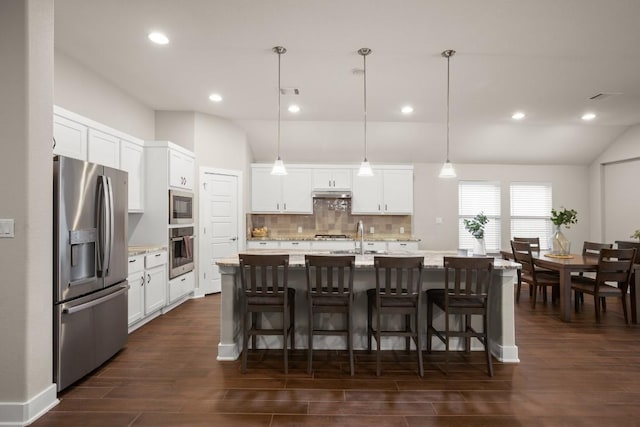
[279, 241, 312, 250]
[169, 271, 195, 303]
[247, 241, 280, 249]
[387, 241, 419, 252]
[145, 251, 167, 269]
[128, 255, 144, 275]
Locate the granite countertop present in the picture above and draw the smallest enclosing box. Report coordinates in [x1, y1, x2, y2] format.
[247, 236, 420, 242]
[128, 245, 167, 256]
[216, 249, 518, 270]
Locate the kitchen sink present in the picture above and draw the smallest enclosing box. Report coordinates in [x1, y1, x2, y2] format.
[330, 249, 387, 255]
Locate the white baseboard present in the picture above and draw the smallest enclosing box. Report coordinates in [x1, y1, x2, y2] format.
[0, 383, 58, 426]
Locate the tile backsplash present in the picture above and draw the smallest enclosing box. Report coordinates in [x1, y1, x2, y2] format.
[248, 199, 412, 239]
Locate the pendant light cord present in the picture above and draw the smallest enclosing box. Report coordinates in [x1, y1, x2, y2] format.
[363, 51, 367, 162]
[441, 49, 455, 164]
[446, 52, 450, 163]
[277, 48, 282, 160]
[358, 48, 371, 162]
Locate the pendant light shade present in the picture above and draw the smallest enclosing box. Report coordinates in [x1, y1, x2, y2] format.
[357, 47, 374, 177]
[271, 46, 288, 176]
[439, 49, 457, 179]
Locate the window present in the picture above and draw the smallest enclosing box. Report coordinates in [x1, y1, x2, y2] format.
[510, 182, 553, 249]
[458, 181, 501, 252]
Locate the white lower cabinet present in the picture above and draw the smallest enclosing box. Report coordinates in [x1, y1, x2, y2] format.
[127, 250, 167, 330]
[168, 271, 195, 303]
[247, 240, 280, 249]
[387, 241, 419, 252]
[280, 241, 312, 250]
[127, 255, 145, 325]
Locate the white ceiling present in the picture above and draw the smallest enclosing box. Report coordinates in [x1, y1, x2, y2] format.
[54, 0, 640, 165]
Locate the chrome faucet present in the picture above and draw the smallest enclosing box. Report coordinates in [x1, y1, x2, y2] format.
[356, 220, 364, 255]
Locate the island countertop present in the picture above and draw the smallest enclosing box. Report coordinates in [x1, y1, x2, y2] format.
[216, 249, 519, 270]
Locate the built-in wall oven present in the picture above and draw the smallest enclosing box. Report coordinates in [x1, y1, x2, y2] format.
[169, 226, 195, 279]
[169, 189, 194, 224]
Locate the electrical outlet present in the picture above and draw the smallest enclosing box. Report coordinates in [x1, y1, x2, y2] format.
[400, 227, 405, 234]
[369, 227, 375, 234]
[297, 226, 303, 233]
[0, 218, 15, 238]
[435, 217, 443, 224]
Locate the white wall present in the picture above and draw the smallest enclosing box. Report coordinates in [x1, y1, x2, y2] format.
[55, 50, 155, 140]
[589, 124, 640, 241]
[154, 111, 196, 151]
[0, 0, 57, 419]
[413, 163, 590, 251]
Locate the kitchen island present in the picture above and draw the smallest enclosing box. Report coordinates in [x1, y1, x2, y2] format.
[215, 250, 520, 364]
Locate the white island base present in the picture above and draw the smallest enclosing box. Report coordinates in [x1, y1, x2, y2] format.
[216, 251, 520, 364]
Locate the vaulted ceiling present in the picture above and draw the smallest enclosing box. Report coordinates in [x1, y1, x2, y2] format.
[54, 0, 640, 165]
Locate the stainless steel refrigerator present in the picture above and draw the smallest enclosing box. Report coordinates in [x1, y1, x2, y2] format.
[53, 155, 129, 391]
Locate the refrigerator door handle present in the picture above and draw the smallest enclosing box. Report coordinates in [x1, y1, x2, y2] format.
[97, 175, 114, 277]
[62, 284, 128, 314]
[104, 176, 114, 276]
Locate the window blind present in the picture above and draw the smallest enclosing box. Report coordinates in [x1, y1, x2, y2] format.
[458, 181, 501, 252]
[510, 182, 553, 249]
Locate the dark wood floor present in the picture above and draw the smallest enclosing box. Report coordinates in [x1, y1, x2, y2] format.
[33, 289, 640, 426]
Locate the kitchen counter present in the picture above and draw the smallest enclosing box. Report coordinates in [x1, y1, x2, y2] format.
[215, 250, 519, 364]
[247, 236, 420, 242]
[128, 245, 167, 256]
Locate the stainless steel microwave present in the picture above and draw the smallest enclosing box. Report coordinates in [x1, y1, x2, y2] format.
[169, 189, 194, 224]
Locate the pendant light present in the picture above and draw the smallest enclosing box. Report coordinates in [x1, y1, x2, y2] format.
[271, 46, 287, 176]
[357, 47, 373, 177]
[439, 49, 457, 178]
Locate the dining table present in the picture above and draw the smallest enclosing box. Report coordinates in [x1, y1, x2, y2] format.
[500, 249, 640, 323]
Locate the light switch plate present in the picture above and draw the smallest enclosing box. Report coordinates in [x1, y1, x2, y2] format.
[0, 218, 15, 238]
[369, 227, 375, 234]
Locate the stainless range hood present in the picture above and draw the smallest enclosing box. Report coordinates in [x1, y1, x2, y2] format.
[311, 190, 352, 199]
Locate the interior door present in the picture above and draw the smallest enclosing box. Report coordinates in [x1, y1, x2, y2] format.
[200, 171, 240, 294]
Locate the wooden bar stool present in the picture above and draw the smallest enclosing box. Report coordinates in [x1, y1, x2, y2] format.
[239, 254, 295, 374]
[305, 255, 355, 376]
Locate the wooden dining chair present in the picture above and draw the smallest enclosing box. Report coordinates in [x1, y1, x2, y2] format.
[616, 241, 640, 323]
[367, 256, 424, 377]
[239, 254, 295, 374]
[426, 256, 495, 377]
[512, 237, 541, 302]
[511, 240, 560, 307]
[305, 255, 355, 376]
[571, 247, 636, 323]
[575, 241, 613, 307]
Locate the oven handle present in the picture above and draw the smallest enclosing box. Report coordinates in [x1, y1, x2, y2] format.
[62, 285, 128, 314]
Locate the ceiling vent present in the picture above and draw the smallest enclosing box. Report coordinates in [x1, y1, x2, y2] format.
[589, 92, 621, 101]
[280, 87, 300, 95]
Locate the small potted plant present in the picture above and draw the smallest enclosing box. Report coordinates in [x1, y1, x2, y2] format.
[631, 230, 640, 241]
[464, 212, 489, 255]
[550, 207, 578, 255]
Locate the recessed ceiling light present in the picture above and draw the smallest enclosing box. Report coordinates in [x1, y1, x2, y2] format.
[288, 104, 300, 113]
[208, 93, 223, 102]
[148, 32, 169, 45]
[581, 112, 596, 121]
[401, 105, 414, 114]
[511, 111, 526, 120]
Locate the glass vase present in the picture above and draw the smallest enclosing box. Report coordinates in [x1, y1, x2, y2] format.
[552, 225, 571, 255]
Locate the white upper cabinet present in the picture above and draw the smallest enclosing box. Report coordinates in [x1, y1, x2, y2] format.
[351, 167, 413, 214]
[53, 115, 87, 160]
[351, 172, 383, 214]
[54, 106, 146, 213]
[88, 129, 120, 169]
[120, 139, 145, 212]
[381, 169, 413, 214]
[312, 168, 352, 190]
[251, 166, 312, 213]
[169, 149, 195, 191]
